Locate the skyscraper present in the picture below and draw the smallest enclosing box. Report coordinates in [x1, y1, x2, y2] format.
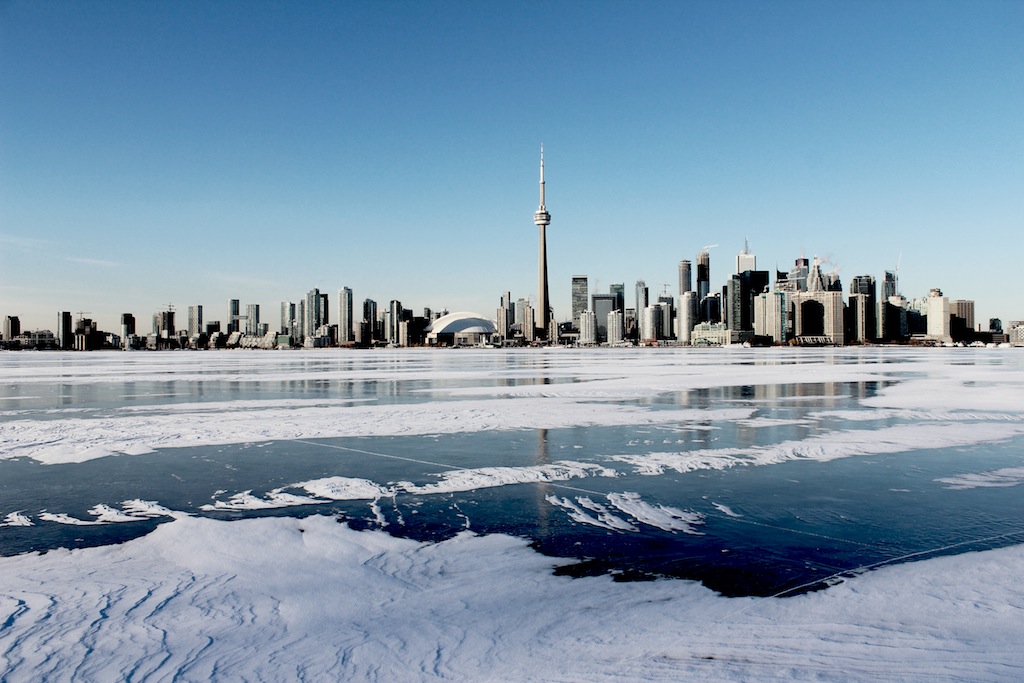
[696, 250, 711, 320]
[635, 280, 648, 318]
[305, 288, 323, 338]
[736, 239, 756, 274]
[850, 275, 877, 342]
[579, 310, 597, 345]
[610, 283, 625, 313]
[187, 305, 203, 337]
[226, 299, 241, 334]
[280, 302, 295, 335]
[591, 293, 616, 344]
[245, 304, 260, 335]
[533, 146, 551, 341]
[678, 260, 692, 295]
[338, 287, 354, 344]
[58, 311, 74, 350]
[363, 299, 378, 342]
[388, 300, 403, 344]
[571, 276, 588, 330]
[607, 309, 624, 345]
[882, 270, 898, 299]
[927, 288, 951, 343]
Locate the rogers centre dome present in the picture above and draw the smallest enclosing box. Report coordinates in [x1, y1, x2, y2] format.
[424, 312, 497, 346]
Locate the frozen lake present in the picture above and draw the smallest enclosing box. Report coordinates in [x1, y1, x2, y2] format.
[2, 347, 1024, 680]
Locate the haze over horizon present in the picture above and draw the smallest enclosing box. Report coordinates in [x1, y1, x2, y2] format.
[2, 1, 1021, 332]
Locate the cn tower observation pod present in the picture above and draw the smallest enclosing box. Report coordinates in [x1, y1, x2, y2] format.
[424, 312, 498, 347]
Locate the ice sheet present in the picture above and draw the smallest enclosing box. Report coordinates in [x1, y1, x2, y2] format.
[0, 400, 754, 465]
[612, 422, 1024, 475]
[936, 467, 1024, 490]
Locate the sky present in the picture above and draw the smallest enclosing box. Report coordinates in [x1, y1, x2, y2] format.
[1, 0, 1021, 332]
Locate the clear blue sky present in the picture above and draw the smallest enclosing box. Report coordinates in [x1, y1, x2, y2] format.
[2, 0, 1021, 331]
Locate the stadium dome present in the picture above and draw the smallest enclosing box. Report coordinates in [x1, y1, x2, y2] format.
[424, 312, 497, 346]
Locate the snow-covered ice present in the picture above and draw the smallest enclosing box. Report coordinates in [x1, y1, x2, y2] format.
[1, 515, 1023, 681]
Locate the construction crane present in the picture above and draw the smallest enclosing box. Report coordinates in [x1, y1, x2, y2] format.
[701, 244, 719, 253]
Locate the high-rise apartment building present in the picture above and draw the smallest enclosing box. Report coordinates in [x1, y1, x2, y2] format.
[678, 291, 697, 344]
[3, 316, 21, 341]
[305, 289, 324, 339]
[656, 294, 674, 339]
[571, 276, 588, 330]
[387, 300, 403, 343]
[849, 275, 877, 342]
[634, 280, 648, 320]
[579, 310, 597, 345]
[338, 287, 354, 344]
[848, 294, 870, 343]
[927, 288, 951, 343]
[521, 301, 535, 342]
[640, 305, 663, 343]
[754, 291, 787, 344]
[280, 302, 296, 335]
[120, 313, 136, 348]
[245, 304, 260, 336]
[678, 260, 692, 295]
[187, 305, 203, 337]
[607, 309, 624, 345]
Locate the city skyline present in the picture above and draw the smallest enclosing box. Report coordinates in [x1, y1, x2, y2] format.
[2, 2, 1021, 331]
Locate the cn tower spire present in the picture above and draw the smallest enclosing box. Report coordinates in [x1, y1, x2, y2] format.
[533, 145, 551, 342]
[539, 144, 546, 208]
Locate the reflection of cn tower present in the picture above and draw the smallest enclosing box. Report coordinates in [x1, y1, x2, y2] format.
[534, 428, 552, 535]
[534, 146, 551, 341]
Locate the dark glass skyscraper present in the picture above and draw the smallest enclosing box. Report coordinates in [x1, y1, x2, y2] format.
[696, 251, 710, 302]
[571, 276, 588, 330]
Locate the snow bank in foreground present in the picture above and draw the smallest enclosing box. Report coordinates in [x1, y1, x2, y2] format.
[1, 515, 1021, 682]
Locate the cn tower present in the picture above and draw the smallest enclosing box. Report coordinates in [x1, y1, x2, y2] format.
[533, 145, 551, 341]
